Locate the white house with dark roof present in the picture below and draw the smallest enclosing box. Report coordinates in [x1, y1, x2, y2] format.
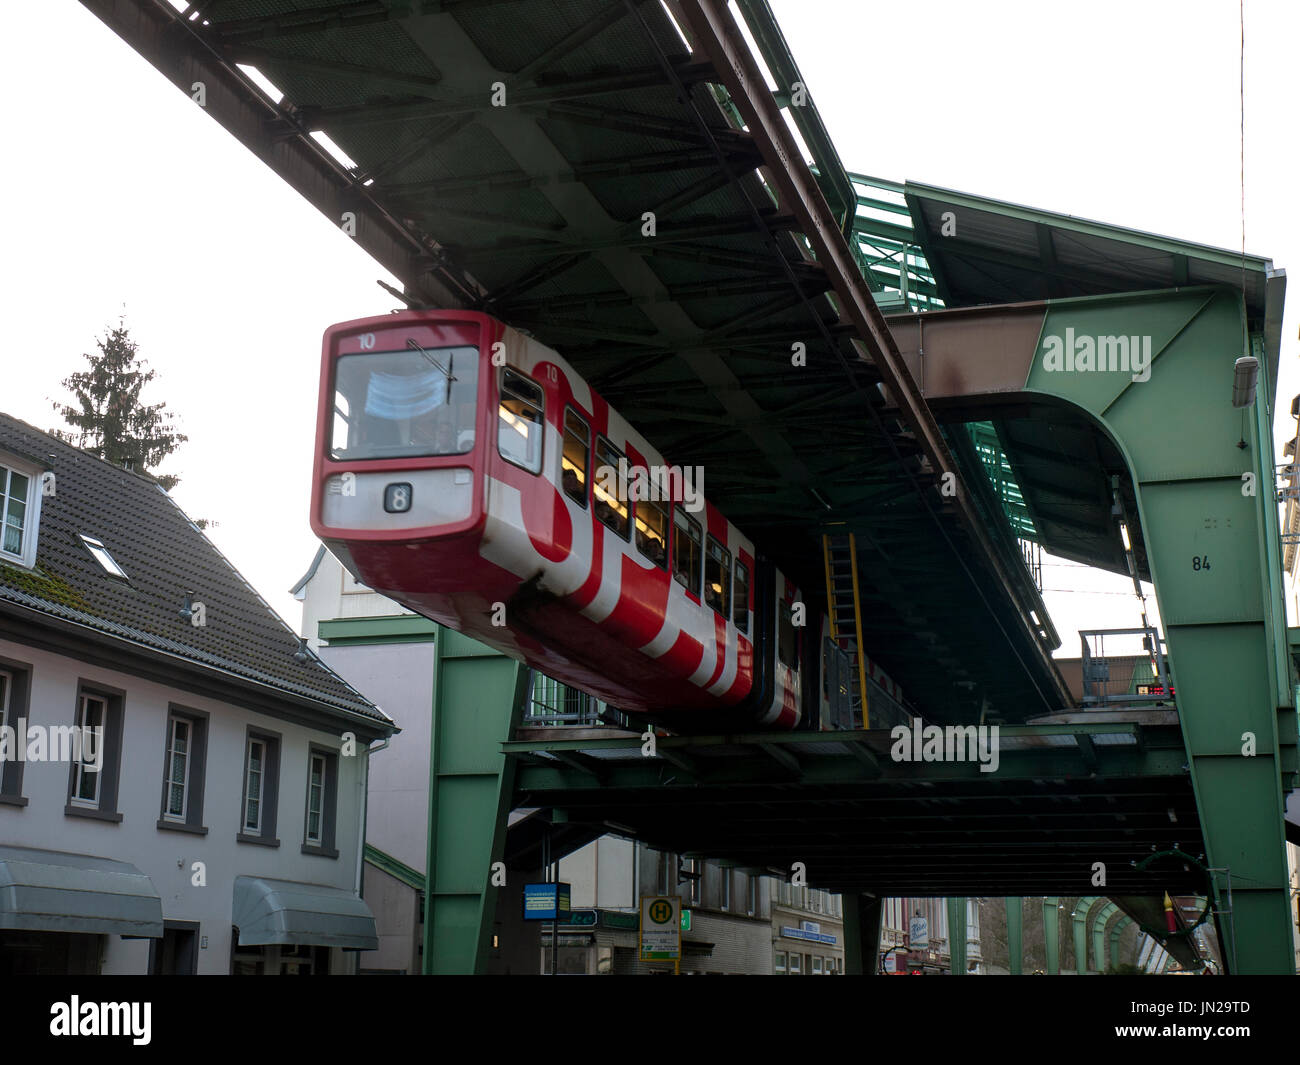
[0, 412, 395, 975]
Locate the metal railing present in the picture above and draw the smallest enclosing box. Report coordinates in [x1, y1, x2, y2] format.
[1079, 627, 1174, 706]
[524, 671, 629, 729]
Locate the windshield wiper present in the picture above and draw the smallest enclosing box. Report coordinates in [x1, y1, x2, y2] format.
[406, 339, 458, 404]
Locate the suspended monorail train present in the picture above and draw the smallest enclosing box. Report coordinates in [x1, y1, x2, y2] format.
[310, 310, 894, 730]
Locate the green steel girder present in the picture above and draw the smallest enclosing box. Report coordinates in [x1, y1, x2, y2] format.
[1024, 288, 1294, 973]
[423, 627, 528, 975]
[1006, 897, 1023, 975]
[1071, 895, 1098, 974]
[882, 285, 1294, 970]
[947, 897, 968, 974]
[1092, 901, 1120, 972]
[300, 59, 718, 128]
[505, 721, 1186, 790]
[213, 0, 396, 42]
[844, 894, 883, 976]
[1043, 897, 1060, 974]
[1110, 914, 1134, 971]
[379, 144, 765, 199]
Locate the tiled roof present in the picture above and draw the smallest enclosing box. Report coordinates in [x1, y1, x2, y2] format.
[0, 413, 391, 729]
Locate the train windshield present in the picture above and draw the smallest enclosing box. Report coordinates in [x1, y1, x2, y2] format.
[331, 346, 479, 461]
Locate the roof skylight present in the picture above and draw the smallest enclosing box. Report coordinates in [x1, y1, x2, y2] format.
[80, 535, 129, 580]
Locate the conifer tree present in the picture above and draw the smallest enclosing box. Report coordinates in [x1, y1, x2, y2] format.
[52, 318, 187, 491]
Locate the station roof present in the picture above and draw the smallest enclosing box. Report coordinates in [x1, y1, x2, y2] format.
[85, 0, 1069, 723]
[863, 175, 1285, 580]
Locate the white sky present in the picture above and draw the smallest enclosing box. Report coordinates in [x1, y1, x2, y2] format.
[4, 1, 1297, 656]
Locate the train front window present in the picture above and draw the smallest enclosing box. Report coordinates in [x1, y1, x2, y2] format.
[673, 509, 702, 595]
[331, 346, 478, 461]
[704, 536, 730, 618]
[498, 369, 544, 474]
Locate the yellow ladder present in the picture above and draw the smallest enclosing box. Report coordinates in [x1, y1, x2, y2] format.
[822, 532, 871, 728]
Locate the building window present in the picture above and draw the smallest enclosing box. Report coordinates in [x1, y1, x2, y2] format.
[812, 956, 823, 975]
[658, 851, 675, 896]
[720, 870, 731, 911]
[64, 683, 124, 821]
[497, 368, 544, 473]
[561, 408, 589, 506]
[0, 659, 31, 803]
[163, 717, 191, 821]
[306, 754, 324, 843]
[746, 874, 757, 916]
[1, 466, 30, 559]
[685, 858, 701, 905]
[238, 730, 280, 845]
[0, 670, 9, 741]
[157, 707, 208, 834]
[340, 567, 371, 595]
[69, 694, 105, 807]
[0, 456, 48, 570]
[244, 739, 265, 832]
[789, 953, 802, 975]
[775, 951, 787, 974]
[303, 747, 339, 857]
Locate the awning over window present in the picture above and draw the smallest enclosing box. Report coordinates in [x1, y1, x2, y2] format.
[0, 845, 163, 938]
[233, 876, 378, 950]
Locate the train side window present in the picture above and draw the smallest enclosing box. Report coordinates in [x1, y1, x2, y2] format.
[593, 436, 630, 539]
[498, 369, 544, 474]
[635, 497, 669, 569]
[733, 560, 750, 634]
[562, 408, 589, 506]
[704, 536, 731, 618]
[778, 600, 798, 669]
[673, 509, 702, 595]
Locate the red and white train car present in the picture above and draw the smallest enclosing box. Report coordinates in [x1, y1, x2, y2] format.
[310, 309, 826, 729]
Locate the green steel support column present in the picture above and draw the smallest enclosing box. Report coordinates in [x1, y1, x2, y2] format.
[1110, 915, 1134, 971]
[843, 894, 883, 975]
[1006, 897, 1024, 975]
[1026, 288, 1295, 973]
[1091, 901, 1119, 973]
[947, 897, 968, 975]
[1043, 897, 1060, 974]
[1072, 896, 1098, 974]
[422, 626, 528, 974]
